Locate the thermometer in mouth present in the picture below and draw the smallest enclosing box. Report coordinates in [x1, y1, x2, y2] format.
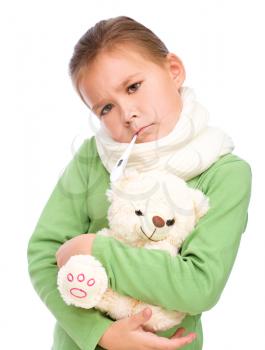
[110, 132, 139, 182]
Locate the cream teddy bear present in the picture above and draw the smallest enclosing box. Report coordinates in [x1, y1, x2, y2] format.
[57, 169, 210, 332]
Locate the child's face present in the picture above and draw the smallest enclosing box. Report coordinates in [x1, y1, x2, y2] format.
[78, 44, 185, 143]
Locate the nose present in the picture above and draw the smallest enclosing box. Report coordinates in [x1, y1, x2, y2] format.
[124, 112, 138, 126]
[152, 215, 165, 228]
[121, 102, 139, 124]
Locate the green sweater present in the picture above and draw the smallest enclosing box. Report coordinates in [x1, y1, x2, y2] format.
[27, 136, 252, 350]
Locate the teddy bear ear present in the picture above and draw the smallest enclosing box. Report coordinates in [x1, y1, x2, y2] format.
[191, 189, 210, 222]
[105, 188, 113, 202]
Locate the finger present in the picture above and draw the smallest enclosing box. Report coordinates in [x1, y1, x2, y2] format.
[142, 324, 153, 332]
[129, 307, 152, 330]
[170, 327, 186, 339]
[148, 332, 197, 350]
[169, 333, 197, 349]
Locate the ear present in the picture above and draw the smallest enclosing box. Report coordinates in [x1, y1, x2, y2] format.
[165, 53, 186, 89]
[190, 189, 210, 222]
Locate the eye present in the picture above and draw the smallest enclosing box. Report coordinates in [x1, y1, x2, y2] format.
[135, 209, 144, 216]
[166, 218, 175, 226]
[100, 103, 113, 117]
[99, 82, 142, 117]
[127, 82, 141, 94]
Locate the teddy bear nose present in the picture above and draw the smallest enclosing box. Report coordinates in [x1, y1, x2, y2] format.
[152, 215, 165, 228]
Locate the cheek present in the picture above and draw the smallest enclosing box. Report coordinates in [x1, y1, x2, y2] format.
[143, 81, 174, 114]
[103, 114, 124, 136]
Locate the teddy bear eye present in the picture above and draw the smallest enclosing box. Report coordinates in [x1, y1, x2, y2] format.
[135, 210, 144, 216]
[166, 218, 175, 226]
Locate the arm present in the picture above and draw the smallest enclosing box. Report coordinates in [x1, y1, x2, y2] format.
[91, 158, 252, 316]
[27, 139, 113, 350]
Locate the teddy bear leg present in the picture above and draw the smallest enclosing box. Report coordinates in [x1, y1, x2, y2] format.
[57, 255, 108, 309]
[96, 289, 138, 320]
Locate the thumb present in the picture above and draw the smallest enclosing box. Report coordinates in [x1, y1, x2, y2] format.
[129, 307, 152, 329]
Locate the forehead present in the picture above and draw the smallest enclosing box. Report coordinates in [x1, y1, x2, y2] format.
[85, 45, 155, 80]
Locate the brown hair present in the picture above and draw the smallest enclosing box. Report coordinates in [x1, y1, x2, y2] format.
[68, 16, 170, 104]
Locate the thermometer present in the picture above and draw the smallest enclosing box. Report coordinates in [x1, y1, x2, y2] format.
[110, 132, 138, 182]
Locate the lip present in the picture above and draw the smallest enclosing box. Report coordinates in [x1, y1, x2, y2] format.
[134, 124, 154, 136]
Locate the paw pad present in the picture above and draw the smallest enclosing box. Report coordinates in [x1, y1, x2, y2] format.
[57, 255, 108, 309]
[66, 272, 96, 298]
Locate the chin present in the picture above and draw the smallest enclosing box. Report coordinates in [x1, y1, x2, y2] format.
[135, 136, 155, 143]
[136, 132, 161, 143]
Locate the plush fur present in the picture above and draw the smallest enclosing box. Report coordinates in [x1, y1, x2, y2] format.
[57, 169, 210, 331]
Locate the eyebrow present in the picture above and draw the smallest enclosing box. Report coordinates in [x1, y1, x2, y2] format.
[90, 72, 141, 112]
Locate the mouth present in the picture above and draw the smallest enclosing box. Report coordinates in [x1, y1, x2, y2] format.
[134, 123, 154, 136]
[140, 226, 158, 241]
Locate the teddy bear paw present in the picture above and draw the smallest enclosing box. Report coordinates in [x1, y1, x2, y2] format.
[57, 255, 108, 308]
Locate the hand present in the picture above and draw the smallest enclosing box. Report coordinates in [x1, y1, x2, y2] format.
[98, 307, 197, 350]
[56, 233, 96, 268]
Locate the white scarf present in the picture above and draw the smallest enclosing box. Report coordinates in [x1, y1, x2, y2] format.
[94, 86, 234, 181]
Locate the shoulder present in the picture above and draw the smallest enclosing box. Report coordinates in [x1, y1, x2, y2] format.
[73, 136, 100, 163]
[76, 136, 96, 154]
[79, 136, 109, 182]
[200, 153, 252, 197]
[205, 153, 251, 181]
[207, 153, 251, 175]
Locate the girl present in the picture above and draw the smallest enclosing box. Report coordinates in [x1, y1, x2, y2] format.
[27, 16, 252, 350]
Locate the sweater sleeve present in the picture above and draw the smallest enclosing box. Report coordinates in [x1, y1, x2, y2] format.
[27, 139, 113, 350]
[92, 158, 252, 316]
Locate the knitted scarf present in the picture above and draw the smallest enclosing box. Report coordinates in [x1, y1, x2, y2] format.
[94, 86, 234, 181]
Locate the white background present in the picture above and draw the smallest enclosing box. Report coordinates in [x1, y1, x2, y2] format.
[1, 0, 264, 349]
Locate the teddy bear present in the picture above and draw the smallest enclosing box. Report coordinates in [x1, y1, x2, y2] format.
[57, 169, 210, 332]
